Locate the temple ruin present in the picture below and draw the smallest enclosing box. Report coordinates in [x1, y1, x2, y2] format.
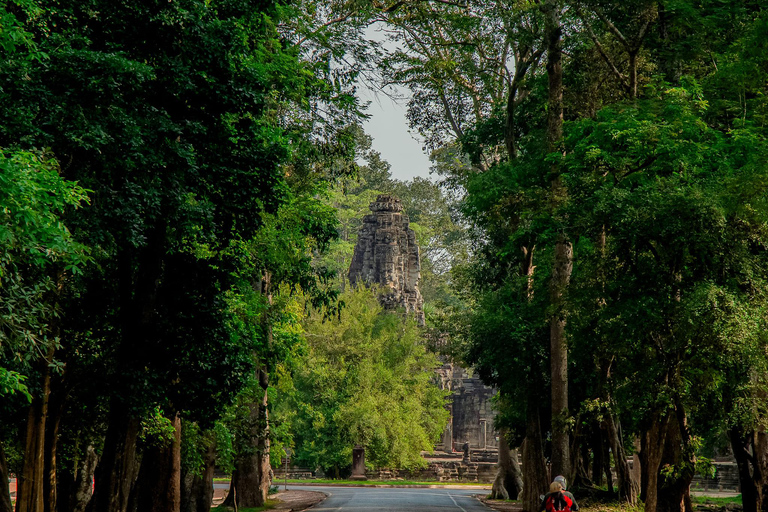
[348, 194, 499, 478]
[348, 194, 425, 324]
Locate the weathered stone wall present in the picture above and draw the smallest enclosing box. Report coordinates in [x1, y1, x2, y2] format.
[365, 460, 497, 483]
[435, 363, 498, 455]
[348, 195, 424, 324]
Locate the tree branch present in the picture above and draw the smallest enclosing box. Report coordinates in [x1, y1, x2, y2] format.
[577, 11, 629, 92]
[592, 6, 629, 48]
[633, 19, 652, 52]
[379, 0, 468, 13]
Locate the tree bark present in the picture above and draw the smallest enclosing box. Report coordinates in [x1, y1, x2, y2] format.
[135, 413, 182, 512]
[595, 424, 614, 493]
[572, 436, 592, 489]
[67, 445, 99, 512]
[753, 432, 768, 512]
[567, 421, 590, 490]
[223, 370, 271, 509]
[591, 426, 605, 486]
[521, 406, 549, 512]
[544, 0, 571, 482]
[655, 406, 694, 512]
[549, 235, 572, 481]
[594, 351, 636, 503]
[628, 51, 638, 99]
[16, 351, 55, 512]
[491, 434, 523, 500]
[87, 407, 141, 512]
[605, 413, 637, 504]
[43, 382, 66, 512]
[641, 412, 668, 512]
[181, 437, 216, 512]
[505, 83, 519, 159]
[0, 442, 13, 512]
[642, 404, 695, 512]
[631, 438, 642, 499]
[729, 428, 768, 512]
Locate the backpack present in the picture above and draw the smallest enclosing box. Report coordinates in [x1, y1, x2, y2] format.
[545, 491, 573, 512]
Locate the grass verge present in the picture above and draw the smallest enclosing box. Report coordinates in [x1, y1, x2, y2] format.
[691, 494, 742, 506]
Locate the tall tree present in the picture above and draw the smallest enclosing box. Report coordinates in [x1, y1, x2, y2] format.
[0, 1, 358, 511]
[543, 0, 571, 483]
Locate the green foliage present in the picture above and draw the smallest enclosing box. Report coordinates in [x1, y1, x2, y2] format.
[181, 421, 204, 478]
[277, 287, 448, 473]
[0, 0, 364, 421]
[0, 368, 30, 402]
[0, 148, 89, 393]
[0, 6, 367, 507]
[563, 79, 768, 437]
[433, 3, 768, 496]
[139, 408, 177, 449]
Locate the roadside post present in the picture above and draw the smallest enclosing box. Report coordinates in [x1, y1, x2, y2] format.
[284, 447, 292, 491]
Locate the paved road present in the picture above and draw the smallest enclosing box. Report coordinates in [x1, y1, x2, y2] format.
[283, 485, 491, 511]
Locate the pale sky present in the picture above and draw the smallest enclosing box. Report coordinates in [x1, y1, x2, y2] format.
[359, 87, 433, 182]
[357, 24, 433, 183]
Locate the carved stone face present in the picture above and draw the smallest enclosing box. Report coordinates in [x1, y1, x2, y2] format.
[348, 194, 424, 326]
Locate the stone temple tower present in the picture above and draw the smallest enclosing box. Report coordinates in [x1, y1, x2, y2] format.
[348, 194, 425, 325]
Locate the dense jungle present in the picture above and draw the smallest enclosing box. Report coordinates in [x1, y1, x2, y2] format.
[1, 1, 767, 512]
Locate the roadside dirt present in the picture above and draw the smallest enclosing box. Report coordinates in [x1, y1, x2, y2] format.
[211, 489, 327, 511]
[477, 495, 524, 512]
[272, 490, 328, 511]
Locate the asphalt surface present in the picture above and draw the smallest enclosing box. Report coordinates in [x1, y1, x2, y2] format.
[281, 485, 491, 511]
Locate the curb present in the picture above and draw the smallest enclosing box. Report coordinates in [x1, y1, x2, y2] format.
[284, 482, 492, 490]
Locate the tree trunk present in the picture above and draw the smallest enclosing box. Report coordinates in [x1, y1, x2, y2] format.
[729, 428, 758, 512]
[631, 438, 642, 499]
[606, 413, 637, 505]
[641, 412, 668, 512]
[655, 406, 694, 512]
[223, 371, 271, 509]
[643, 404, 695, 512]
[628, 51, 638, 99]
[181, 435, 215, 512]
[521, 406, 549, 512]
[0, 442, 13, 512]
[68, 446, 99, 512]
[599, 427, 614, 494]
[549, 234, 572, 481]
[16, 352, 54, 512]
[591, 426, 605, 486]
[135, 413, 182, 512]
[755, 432, 768, 512]
[43, 382, 66, 512]
[570, 436, 591, 489]
[505, 84, 519, 159]
[491, 434, 523, 500]
[567, 414, 590, 490]
[729, 428, 768, 512]
[87, 407, 140, 512]
[59, 444, 98, 512]
[544, 0, 571, 482]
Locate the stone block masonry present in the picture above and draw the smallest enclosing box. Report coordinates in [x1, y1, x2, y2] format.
[348, 195, 425, 324]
